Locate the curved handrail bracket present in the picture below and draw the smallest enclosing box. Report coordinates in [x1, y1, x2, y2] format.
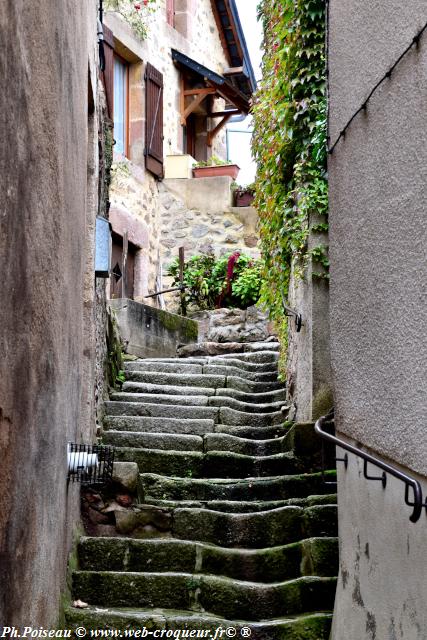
[315, 416, 425, 524]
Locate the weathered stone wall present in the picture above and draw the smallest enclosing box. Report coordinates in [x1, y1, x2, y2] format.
[0, 0, 104, 626]
[328, 1, 427, 636]
[191, 307, 275, 344]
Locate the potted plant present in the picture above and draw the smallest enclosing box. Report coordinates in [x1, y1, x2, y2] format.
[233, 183, 255, 207]
[192, 155, 240, 180]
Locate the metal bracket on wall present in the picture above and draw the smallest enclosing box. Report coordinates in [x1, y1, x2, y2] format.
[281, 293, 303, 332]
[315, 415, 426, 523]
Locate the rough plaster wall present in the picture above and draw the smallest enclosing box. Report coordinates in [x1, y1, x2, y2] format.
[0, 0, 100, 626]
[331, 447, 427, 640]
[329, 0, 427, 475]
[329, 1, 427, 636]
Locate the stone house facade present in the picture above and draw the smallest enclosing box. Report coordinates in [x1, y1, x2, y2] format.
[328, 2, 427, 636]
[103, 0, 257, 306]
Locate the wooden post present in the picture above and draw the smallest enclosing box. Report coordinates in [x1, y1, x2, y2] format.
[179, 246, 187, 316]
[122, 231, 128, 298]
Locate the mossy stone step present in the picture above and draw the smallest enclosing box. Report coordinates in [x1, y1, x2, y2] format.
[126, 371, 226, 389]
[214, 424, 287, 439]
[105, 401, 219, 422]
[144, 493, 337, 513]
[125, 361, 204, 374]
[113, 447, 304, 479]
[204, 433, 288, 456]
[72, 571, 336, 621]
[105, 402, 285, 428]
[103, 431, 204, 451]
[215, 386, 287, 403]
[104, 416, 215, 436]
[65, 607, 332, 640]
[141, 471, 336, 503]
[170, 505, 337, 548]
[78, 536, 338, 582]
[122, 382, 216, 397]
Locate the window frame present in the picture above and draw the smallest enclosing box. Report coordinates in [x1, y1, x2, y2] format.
[113, 52, 130, 158]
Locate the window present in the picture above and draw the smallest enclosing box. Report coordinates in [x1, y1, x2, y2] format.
[166, 0, 174, 27]
[113, 56, 128, 155]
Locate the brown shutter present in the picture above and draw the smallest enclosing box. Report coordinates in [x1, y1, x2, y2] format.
[145, 63, 164, 179]
[166, 0, 174, 26]
[102, 25, 115, 119]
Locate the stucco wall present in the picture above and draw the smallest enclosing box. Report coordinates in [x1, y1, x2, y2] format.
[0, 0, 103, 626]
[331, 454, 427, 639]
[104, 3, 248, 304]
[328, 2, 427, 637]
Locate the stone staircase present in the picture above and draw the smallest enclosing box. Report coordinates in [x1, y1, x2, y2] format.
[66, 341, 338, 639]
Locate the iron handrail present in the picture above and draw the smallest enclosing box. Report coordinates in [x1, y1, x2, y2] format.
[315, 415, 424, 523]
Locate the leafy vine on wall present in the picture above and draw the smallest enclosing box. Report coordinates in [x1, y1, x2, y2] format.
[104, 0, 157, 40]
[251, 0, 327, 361]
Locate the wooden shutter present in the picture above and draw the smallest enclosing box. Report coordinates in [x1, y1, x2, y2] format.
[145, 63, 164, 179]
[166, 0, 175, 26]
[102, 25, 115, 119]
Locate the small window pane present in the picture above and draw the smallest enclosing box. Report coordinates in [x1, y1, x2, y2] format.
[114, 58, 127, 154]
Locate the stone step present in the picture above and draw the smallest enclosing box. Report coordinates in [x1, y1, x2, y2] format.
[225, 376, 283, 393]
[204, 433, 288, 456]
[126, 371, 226, 389]
[169, 505, 338, 548]
[72, 571, 336, 621]
[105, 400, 219, 422]
[104, 416, 215, 436]
[215, 423, 287, 439]
[113, 447, 304, 478]
[126, 371, 283, 393]
[105, 401, 285, 428]
[139, 355, 279, 372]
[111, 392, 285, 414]
[144, 493, 337, 514]
[103, 431, 204, 451]
[122, 381, 286, 403]
[104, 431, 289, 456]
[78, 536, 338, 582]
[125, 361, 204, 374]
[208, 395, 286, 414]
[122, 382, 216, 396]
[212, 349, 279, 361]
[177, 342, 280, 359]
[110, 392, 210, 406]
[66, 607, 333, 640]
[204, 365, 278, 382]
[125, 361, 279, 381]
[141, 471, 336, 503]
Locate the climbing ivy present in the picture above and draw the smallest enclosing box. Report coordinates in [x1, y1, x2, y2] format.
[252, 0, 328, 334]
[104, 0, 157, 40]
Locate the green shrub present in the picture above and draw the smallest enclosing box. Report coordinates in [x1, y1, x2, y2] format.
[167, 251, 263, 311]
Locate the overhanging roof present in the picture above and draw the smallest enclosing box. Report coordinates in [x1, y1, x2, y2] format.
[171, 49, 250, 114]
[210, 0, 257, 98]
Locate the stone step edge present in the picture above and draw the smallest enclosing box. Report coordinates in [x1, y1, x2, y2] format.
[113, 445, 296, 464]
[65, 605, 333, 631]
[72, 570, 333, 590]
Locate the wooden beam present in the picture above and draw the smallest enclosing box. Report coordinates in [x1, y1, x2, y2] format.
[181, 92, 208, 124]
[183, 88, 216, 96]
[223, 67, 243, 76]
[209, 109, 240, 118]
[207, 112, 233, 147]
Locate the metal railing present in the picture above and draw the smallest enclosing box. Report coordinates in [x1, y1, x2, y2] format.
[315, 414, 425, 523]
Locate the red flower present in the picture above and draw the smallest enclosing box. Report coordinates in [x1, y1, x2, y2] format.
[134, 3, 141, 9]
[143, 0, 148, 4]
